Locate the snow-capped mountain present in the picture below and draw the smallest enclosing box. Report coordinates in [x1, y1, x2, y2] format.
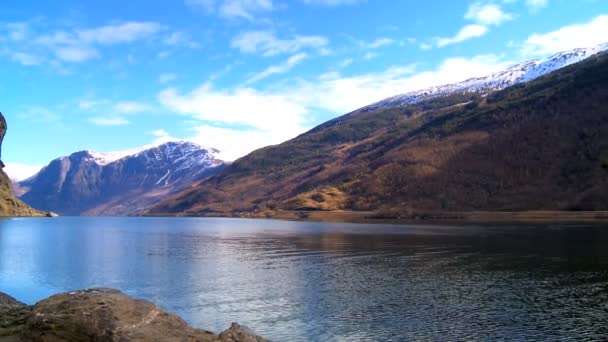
[362, 43, 608, 112]
[18, 141, 226, 216]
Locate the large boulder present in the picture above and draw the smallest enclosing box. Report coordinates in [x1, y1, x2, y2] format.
[0, 293, 30, 341]
[0, 289, 268, 342]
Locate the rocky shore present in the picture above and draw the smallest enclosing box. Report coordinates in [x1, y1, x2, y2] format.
[0, 288, 267, 342]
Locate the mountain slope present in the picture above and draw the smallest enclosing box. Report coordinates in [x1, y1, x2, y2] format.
[149, 49, 608, 216]
[0, 112, 46, 216]
[364, 43, 608, 112]
[19, 141, 226, 215]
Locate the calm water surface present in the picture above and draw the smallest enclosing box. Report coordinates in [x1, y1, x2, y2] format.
[0, 217, 607, 341]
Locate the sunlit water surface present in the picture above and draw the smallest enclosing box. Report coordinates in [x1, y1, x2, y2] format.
[1, 217, 607, 341]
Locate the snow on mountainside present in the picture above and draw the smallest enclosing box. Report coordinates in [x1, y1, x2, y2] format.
[86, 148, 146, 165]
[57, 141, 220, 169]
[18, 141, 227, 215]
[363, 43, 608, 112]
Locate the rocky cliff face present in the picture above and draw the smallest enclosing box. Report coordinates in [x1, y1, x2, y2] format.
[0, 288, 267, 342]
[0, 113, 46, 217]
[18, 142, 226, 216]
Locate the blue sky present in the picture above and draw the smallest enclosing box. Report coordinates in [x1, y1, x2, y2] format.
[1, 0, 607, 180]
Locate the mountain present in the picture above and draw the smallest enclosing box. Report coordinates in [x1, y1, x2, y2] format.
[364, 43, 608, 112]
[149, 46, 608, 217]
[0, 112, 46, 216]
[19, 141, 226, 216]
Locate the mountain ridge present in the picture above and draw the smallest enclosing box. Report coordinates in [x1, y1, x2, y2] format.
[364, 43, 608, 112]
[19, 141, 226, 215]
[148, 46, 608, 217]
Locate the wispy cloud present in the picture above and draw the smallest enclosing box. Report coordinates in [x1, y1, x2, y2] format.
[54, 46, 99, 62]
[90, 116, 130, 126]
[525, 0, 549, 12]
[186, 0, 274, 20]
[10, 51, 42, 65]
[231, 30, 328, 56]
[159, 73, 178, 84]
[363, 51, 380, 60]
[2, 21, 164, 65]
[77, 22, 163, 44]
[436, 24, 489, 47]
[17, 106, 62, 123]
[301, 0, 363, 6]
[366, 37, 395, 49]
[246, 53, 308, 84]
[114, 101, 149, 114]
[432, 2, 512, 48]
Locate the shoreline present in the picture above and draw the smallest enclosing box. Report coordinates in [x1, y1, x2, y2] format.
[145, 209, 608, 224]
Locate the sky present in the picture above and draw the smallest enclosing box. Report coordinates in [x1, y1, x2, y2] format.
[1, 0, 607, 180]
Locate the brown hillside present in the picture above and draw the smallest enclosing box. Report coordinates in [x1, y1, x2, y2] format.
[149, 52, 608, 216]
[0, 112, 46, 217]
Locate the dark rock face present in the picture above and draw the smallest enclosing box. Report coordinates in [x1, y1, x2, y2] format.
[0, 112, 45, 217]
[18, 142, 226, 216]
[0, 289, 267, 342]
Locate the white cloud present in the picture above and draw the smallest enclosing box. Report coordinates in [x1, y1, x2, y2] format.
[466, 2, 512, 26]
[2, 22, 29, 41]
[150, 129, 179, 144]
[430, 2, 511, 49]
[190, 125, 287, 160]
[525, 0, 548, 12]
[77, 22, 163, 44]
[3, 163, 44, 181]
[10, 52, 42, 65]
[17, 106, 61, 123]
[4, 21, 162, 66]
[366, 37, 394, 49]
[159, 85, 307, 132]
[54, 46, 99, 62]
[521, 14, 608, 56]
[158, 54, 511, 160]
[246, 53, 308, 84]
[363, 51, 380, 60]
[90, 116, 130, 126]
[159, 73, 178, 84]
[231, 30, 328, 56]
[79, 98, 109, 110]
[114, 101, 148, 114]
[186, 0, 274, 20]
[436, 24, 489, 47]
[302, 0, 362, 6]
[339, 58, 353, 68]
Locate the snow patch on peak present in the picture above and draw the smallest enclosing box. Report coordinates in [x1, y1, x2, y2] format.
[362, 43, 608, 112]
[85, 148, 146, 165]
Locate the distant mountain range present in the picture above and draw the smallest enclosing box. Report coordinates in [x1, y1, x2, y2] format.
[18, 141, 226, 215]
[149, 44, 608, 216]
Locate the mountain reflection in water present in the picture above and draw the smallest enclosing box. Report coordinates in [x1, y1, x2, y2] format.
[1, 217, 607, 341]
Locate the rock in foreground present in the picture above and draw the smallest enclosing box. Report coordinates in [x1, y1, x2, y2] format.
[0, 289, 268, 342]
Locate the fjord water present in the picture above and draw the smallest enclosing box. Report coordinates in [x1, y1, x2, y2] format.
[1, 218, 607, 340]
